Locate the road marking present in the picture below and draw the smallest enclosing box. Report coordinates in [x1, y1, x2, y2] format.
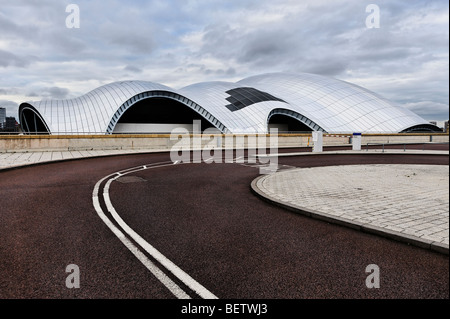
[93, 174, 190, 299]
[93, 162, 218, 299]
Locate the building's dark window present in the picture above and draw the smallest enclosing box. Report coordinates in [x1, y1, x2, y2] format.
[225, 87, 287, 112]
[401, 124, 443, 133]
[116, 97, 215, 131]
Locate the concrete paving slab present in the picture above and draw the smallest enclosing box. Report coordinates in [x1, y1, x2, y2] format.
[252, 164, 449, 254]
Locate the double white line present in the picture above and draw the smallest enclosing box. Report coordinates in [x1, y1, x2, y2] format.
[92, 161, 218, 299]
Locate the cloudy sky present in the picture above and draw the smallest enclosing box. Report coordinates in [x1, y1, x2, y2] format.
[0, 0, 448, 122]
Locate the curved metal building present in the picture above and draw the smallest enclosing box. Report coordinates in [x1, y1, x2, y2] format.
[19, 72, 440, 134]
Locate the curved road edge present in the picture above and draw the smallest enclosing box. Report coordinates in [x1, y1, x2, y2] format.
[250, 172, 449, 256]
[1, 146, 448, 172]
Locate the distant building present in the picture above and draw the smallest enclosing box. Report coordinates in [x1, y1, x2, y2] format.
[0, 107, 6, 129]
[430, 120, 448, 132]
[5, 117, 18, 132]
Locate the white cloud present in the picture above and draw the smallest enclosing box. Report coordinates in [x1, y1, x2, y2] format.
[0, 100, 19, 117]
[0, 0, 448, 122]
[403, 101, 449, 120]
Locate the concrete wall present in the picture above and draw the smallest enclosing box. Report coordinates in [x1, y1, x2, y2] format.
[0, 133, 448, 152]
[361, 134, 449, 144]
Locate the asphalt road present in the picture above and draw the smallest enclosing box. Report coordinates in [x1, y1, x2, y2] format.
[0, 146, 448, 302]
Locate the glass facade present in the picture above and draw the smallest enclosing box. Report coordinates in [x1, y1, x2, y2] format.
[18, 73, 440, 135]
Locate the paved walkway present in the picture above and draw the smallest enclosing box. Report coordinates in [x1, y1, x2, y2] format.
[252, 164, 449, 254]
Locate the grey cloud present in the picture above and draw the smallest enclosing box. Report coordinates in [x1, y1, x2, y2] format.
[0, 100, 19, 117]
[404, 101, 449, 121]
[46, 31, 87, 56]
[194, 0, 448, 81]
[0, 50, 38, 68]
[0, 100, 18, 108]
[0, 0, 447, 122]
[44, 87, 70, 99]
[225, 67, 236, 76]
[109, 33, 155, 54]
[0, 2, 86, 63]
[0, 1, 64, 41]
[0, 11, 38, 41]
[196, 4, 361, 74]
[29, 87, 71, 99]
[200, 24, 242, 60]
[203, 67, 236, 76]
[124, 65, 143, 73]
[300, 60, 349, 77]
[183, 63, 237, 77]
[0, 12, 21, 34]
[0, 88, 19, 95]
[239, 33, 291, 64]
[95, 17, 157, 55]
